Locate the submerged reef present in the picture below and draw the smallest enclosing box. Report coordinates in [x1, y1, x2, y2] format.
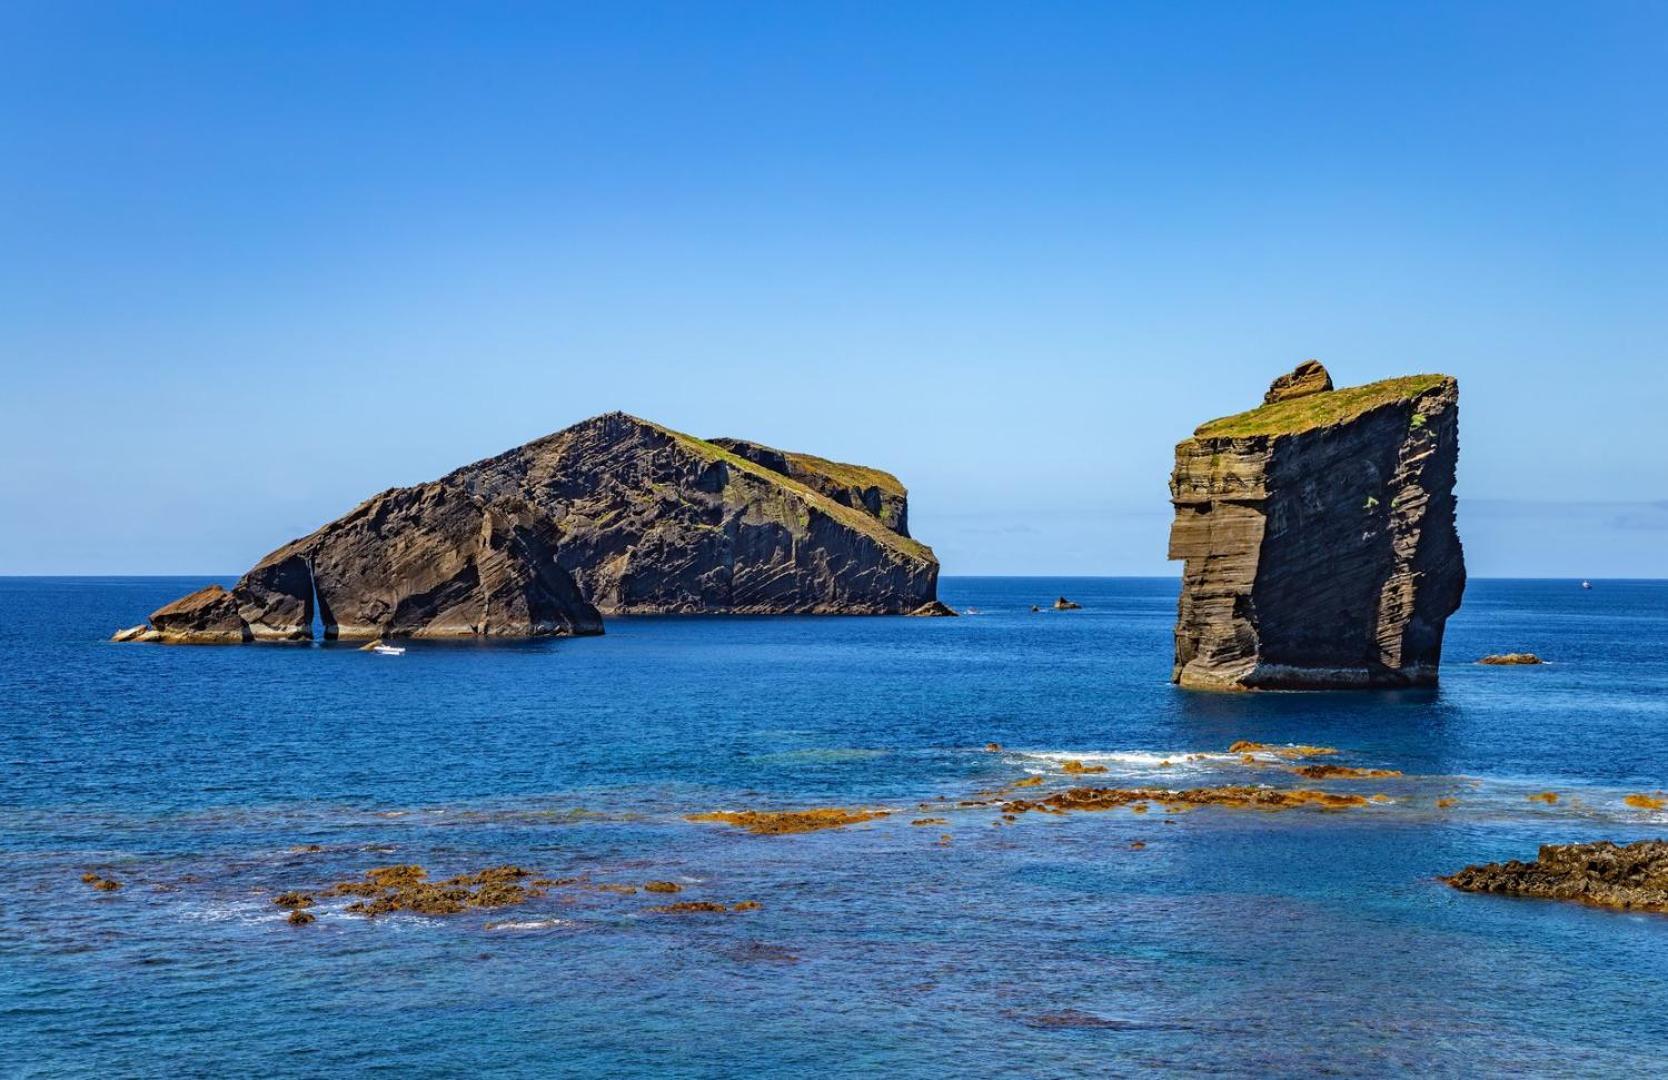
[685, 808, 891, 834]
[1169, 362, 1465, 689]
[1002, 786, 1373, 815]
[1444, 840, 1668, 913]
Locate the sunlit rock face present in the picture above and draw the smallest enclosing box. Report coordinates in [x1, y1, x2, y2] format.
[1168, 363, 1465, 690]
[119, 412, 938, 641]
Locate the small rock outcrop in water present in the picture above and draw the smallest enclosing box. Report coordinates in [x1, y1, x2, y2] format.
[1444, 840, 1668, 914]
[1053, 597, 1082, 610]
[1168, 362, 1465, 689]
[907, 600, 959, 617]
[119, 413, 939, 641]
[1478, 653, 1545, 665]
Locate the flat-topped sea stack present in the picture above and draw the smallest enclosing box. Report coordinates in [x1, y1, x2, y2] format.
[117, 413, 939, 642]
[1167, 362, 1465, 690]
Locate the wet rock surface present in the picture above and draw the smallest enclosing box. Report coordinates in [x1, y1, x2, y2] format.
[1479, 653, 1545, 665]
[1169, 364, 1465, 689]
[120, 412, 938, 639]
[1444, 840, 1668, 913]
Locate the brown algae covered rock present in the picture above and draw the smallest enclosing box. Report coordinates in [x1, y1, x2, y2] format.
[1478, 653, 1545, 665]
[685, 807, 890, 835]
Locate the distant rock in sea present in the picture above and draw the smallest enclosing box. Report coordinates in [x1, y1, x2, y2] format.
[1167, 361, 1466, 689]
[1478, 653, 1545, 665]
[117, 413, 938, 643]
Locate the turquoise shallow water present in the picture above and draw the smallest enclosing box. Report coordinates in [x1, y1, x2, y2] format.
[3, 576, 1667, 1077]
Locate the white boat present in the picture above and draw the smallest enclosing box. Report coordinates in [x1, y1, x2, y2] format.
[1581, 580, 1592, 590]
[372, 643, 406, 656]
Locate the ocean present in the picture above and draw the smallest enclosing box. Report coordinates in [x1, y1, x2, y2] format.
[3, 576, 1666, 1077]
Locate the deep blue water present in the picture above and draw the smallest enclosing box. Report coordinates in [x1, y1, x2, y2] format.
[3, 576, 1667, 1077]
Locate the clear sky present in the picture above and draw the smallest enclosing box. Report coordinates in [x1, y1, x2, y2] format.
[3, 2, 1664, 577]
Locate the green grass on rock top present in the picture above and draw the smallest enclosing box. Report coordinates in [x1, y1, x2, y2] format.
[1193, 374, 1452, 439]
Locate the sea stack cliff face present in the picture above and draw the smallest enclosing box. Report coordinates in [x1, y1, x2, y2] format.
[444, 414, 936, 614]
[119, 413, 938, 641]
[1167, 362, 1465, 690]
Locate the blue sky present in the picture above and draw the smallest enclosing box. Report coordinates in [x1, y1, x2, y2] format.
[2, 2, 1664, 576]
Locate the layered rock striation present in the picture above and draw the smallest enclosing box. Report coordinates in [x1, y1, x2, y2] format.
[444, 414, 936, 614]
[119, 413, 938, 641]
[1167, 362, 1465, 689]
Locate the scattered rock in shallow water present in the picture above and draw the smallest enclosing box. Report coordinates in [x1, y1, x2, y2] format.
[1004, 786, 1371, 816]
[648, 900, 759, 915]
[81, 872, 122, 892]
[643, 881, 682, 894]
[911, 817, 948, 826]
[1290, 764, 1402, 780]
[1625, 794, 1667, 811]
[1478, 653, 1545, 665]
[272, 891, 314, 909]
[1227, 741, 1337, 759]
[319, 865, 543, 918]
[1052, 597, 1082, 610]
[1436, 797, 1460, 809]
[984, 742, 1002, 752]
[1528, 792, 1559, 805]
[287, 909, 316, 926]
[1444, 840, 1668, 913]
[907, 600, 959, 617]
[686, 807, 890, 835]
[1060, 760, 1108, 775]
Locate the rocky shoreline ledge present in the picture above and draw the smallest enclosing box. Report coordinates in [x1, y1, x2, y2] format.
[1444, 840, 1668, 914]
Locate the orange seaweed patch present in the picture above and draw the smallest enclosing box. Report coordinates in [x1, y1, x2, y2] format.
[686, 807, 890, 835]
[1436, 797, 1459, 809]
[644, 881, 682, 894]
[1625, 794, 1667, 811]
[1061, 760, 1108, 775]
[1290, 764, 1402, 780]
[81, 872, 122, 892]
[1227, 741, 1337, 759]
[1529, 792, 1560, 805]
[1005, 785, 1369, 816]
[1009, 776, 1045, 788]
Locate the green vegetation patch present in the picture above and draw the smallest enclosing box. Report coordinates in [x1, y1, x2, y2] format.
[783, 451, 905, 498]
[1193, 374, 1451, 439]
[643, 419, 934, 562]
